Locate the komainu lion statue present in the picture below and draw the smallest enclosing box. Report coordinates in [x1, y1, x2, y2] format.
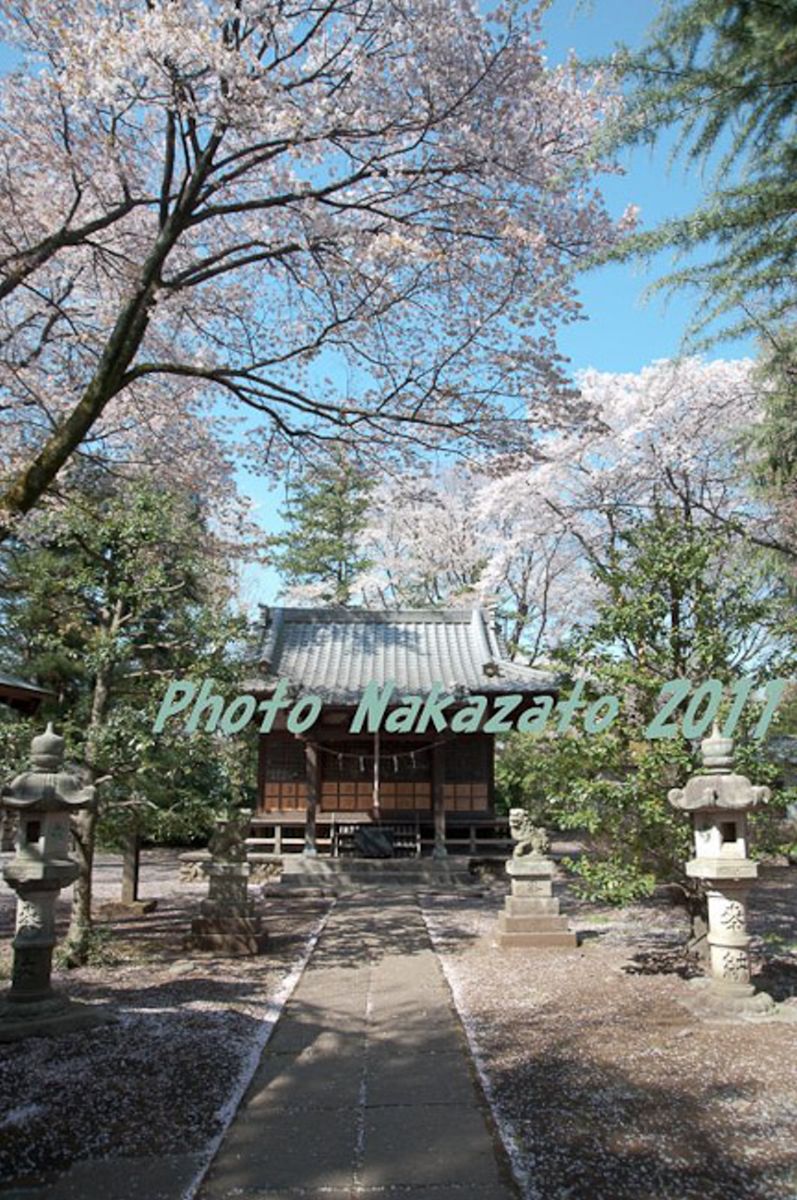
[508, 808, 549, 859]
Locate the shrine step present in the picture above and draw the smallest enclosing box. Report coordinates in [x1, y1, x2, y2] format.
[276, 858, 476, 890]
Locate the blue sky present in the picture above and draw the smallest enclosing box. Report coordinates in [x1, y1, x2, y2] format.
[540, 0, 754, 372]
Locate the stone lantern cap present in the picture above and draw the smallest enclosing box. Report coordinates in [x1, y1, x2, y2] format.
[668, 775, 770, 812]
[1, 724, 96, 813]
[668, 729, 770, 813]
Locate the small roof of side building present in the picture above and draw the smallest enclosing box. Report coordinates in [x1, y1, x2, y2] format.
[248, 606, 557, 704]
[0, 672, 53, 714]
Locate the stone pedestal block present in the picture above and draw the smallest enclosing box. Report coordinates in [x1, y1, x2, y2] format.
[189, 843, 268, 957]
[501, 896, 561, 916]
[189, 915, 268, 956]
[497, 855, 577, 950]
[199, 895, 256, 919]
[0, 993, 115, 1043]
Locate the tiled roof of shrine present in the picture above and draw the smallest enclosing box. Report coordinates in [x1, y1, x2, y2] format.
[0, 671, 52, 712]
[248, 607, 556, 703]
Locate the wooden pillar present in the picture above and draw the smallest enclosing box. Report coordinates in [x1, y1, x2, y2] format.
[304, 741, 319, 856]
[121, 829, 140, 904]
[372, 728, 381, 823]
[257, 734, 267, 813]
[432, 742, 447, 859]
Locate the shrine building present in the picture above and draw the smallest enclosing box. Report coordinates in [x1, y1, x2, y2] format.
[0, 672, 52, 715]
[246, 607, 556, 857]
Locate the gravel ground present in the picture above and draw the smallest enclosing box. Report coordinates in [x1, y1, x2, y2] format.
[423, 866, 797, 1200]
[2, 852, 796, 1198]
[0, 850, 329, 1188]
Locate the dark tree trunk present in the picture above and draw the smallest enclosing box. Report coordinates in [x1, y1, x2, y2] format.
[63, 806, 99, 967]
[669, 879, 709, 962]
[63, 600, 122, 965]
[121, 828, 141, 905]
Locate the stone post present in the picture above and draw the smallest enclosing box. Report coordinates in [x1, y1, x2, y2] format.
[0, 724, 113, 1040]
[190, 809, 268, 955]
[668, 729, 774, 1016]
[432, 742, 448, 860]
[497, 809, 576, 948]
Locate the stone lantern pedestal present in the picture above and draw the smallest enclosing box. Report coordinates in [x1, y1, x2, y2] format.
[497, 810, 576, 949]
[0, 725, 114, 1041]
[669, 730, 774, 1017]
[190, 809, 268, 956]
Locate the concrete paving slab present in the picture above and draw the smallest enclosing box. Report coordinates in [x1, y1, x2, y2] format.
[364, 1049, 476, 1107]
[366, 998, 459, 1027]
[354, 1187, 512, 1199]
[294, 972, 370, 999]
[205, 1191, 351, 1200]
[366, 1023, 466, 1055]
[200, 1106, 359, 1196]
[265, 1020, 365, 1055]
[357, 1103, 506, 1189]
[246, 1048, 364, 1111]
[197, 896, 517, 1200]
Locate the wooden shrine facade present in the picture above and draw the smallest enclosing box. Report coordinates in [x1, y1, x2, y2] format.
[248, 607, 555, 856]
[261, 727, 492, 815]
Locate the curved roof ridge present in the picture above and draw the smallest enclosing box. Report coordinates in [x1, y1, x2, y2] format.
[250, 605, 557, 701]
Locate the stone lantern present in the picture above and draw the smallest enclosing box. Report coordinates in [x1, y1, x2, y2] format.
[0, 724, 112, 1040]
[668, 728, 774, 1016]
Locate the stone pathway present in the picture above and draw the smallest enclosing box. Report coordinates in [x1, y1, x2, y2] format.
[198, 894, 518, 1200]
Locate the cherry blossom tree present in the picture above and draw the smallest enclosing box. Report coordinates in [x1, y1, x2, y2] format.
[479, 355, 769, 576]
[357, 469, 487, 608]
[0, 0, 630, 540]
[359, 357, 776, 660]
[357, 466, 590, 659]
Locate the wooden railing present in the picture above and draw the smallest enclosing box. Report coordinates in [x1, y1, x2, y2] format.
[247, 813, 512, 857]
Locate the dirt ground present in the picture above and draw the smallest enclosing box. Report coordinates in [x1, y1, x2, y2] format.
[1, 854, 796, 1197]
[0, 851, 329, 1188]
[423, 865, 797, 1200]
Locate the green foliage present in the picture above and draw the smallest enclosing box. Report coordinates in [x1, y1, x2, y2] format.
[769, 680, 797, 736]
[561, 854, 657, 906]
[497, 726, 695, 902]
[97, 725, 259, 848]
[0, 474, 248, 842]
[574, 508, 791, 688]
[496, 507, 794, 903]
[270, 449, 372, 605]
[749, 327, 797, 560]
[604, 0, 797, 345]
[55, 925, 119, 970]
[0, 708, 34, 784]
[752, 329, 797, 492]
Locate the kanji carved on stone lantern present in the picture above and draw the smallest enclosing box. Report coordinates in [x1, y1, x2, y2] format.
[0, 724, 113, 1040]
[668, 728, 774, 1016]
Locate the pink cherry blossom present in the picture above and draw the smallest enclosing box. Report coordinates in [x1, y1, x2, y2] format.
[0, 0, 627, 537]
